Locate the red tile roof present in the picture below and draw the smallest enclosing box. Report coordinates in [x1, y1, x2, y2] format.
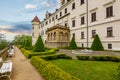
[31, 16, 40, 22]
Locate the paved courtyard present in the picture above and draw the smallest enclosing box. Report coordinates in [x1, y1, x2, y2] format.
[57, 49, 120, 59]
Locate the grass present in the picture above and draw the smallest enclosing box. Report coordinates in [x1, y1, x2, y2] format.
[50, 59, 119, 80]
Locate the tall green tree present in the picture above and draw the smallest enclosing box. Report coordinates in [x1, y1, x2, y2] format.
[24, 36, 32, 50]
[91, 34, 104, 51]
[33, 36, 45, 52]
[69, 37, 77, 49]
[0, 33, 9, 50]
[0, 40, 8, 50]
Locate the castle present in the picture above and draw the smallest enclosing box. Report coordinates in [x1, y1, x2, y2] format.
[31, 0, 120, 50]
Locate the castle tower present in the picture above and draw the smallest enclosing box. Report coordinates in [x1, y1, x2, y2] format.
[31, 16, 41, 45]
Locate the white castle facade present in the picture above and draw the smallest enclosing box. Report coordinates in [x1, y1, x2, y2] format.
[31, 0, 120, 50]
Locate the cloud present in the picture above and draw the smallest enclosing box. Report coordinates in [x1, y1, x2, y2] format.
[21, 0, 60, 14]
[25, 4, 37, 9]
[0, 21, 32, 35]
[42, 1, 50, 7]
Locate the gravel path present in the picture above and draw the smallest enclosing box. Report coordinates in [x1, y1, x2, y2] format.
[2, 47, 44, 80]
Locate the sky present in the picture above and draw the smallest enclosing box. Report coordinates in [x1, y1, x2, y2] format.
[0, 0, 60, 41]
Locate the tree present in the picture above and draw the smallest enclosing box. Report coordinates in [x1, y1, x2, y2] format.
[91, 34, 104, 51]
[12, 35, 30, 47]
[0, 40, 9, 50]
[0, 33, 9, 50]
[23, 36, 32, 50]
[69, 37, 77, 49]
[33, 36, 45, 52]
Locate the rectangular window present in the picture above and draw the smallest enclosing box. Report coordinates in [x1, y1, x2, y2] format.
[46, 21, 48, 25]
[92, 30, 96, 38]
[81, 32, 84, 39]
[73, 33, 75, 39]
[81, 16, 85, 25]
[65, 23, 67, 27]
[52, 17, 54, 21]
[72, 3, 75, 10]
[60, 12, 62, 17]
[82, 43, 84, 48]
[108, 44, 112, 49]
[32, 26, 34, 29]
[32, 32, 34, 37]
[72, 20, 75, 27]
[81, 0, 84, 5]
[56, 15, 58, 19]
[65, 8, 67, 14]
[91, 12, 96, 22]
[107, 27, 113, 37]
[49, 19, 51, 23]
[106, 6, 113, 18]
[67, 0, 70, 3]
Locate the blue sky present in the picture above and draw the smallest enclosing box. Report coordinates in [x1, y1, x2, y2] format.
[0, 0, 60, 41]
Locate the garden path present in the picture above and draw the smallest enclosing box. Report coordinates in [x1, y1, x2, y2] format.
[2, 47, 44, 80]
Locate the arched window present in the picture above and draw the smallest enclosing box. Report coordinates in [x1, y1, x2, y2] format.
[54, 32, 56, 40]
[51, 33, 53, 41]
[65, 33, 68, 40]
[59, 32, 63, 41]
[48, 34, 50, 41]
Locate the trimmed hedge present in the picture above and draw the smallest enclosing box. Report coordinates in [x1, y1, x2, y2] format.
[91, 56, 120, 62]
[45, 47, 59, 51]
[40, 54, 72, 61]
[77, 56, 90, 60]
[20, 48, 31, 58]
[20, 48, 56, 58]
[30, 57, 80, 80]
[77, 55, 120, 62]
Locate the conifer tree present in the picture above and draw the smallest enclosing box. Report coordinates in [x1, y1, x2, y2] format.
[116, 65, 120, 80]
[33, 36, 45, 52]
[91, 34, 104, 51]
[69, 37, 77, 49]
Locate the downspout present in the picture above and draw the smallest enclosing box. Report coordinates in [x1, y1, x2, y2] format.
[86, 0, 89, 48]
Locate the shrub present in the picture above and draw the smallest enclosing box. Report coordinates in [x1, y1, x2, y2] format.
[29, 49, 56, 58]
[116, 65, 120, 80]
[40, 54, 72, 61]
[33, 36, 45, 52]
[77, 56, 90, 60]
[30, 57, 80, 80]
[91, 34, 104, 51]
[45, 47, 59, 51]
[20, 48, 31, 58]
[91, 56, 120, 62]
[69, 37, 77, 49]
[77, 55, 120, 62]
[21, 48, 56, 58]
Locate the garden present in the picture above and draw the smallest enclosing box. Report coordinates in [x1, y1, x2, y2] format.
[16, 35, 120, 80]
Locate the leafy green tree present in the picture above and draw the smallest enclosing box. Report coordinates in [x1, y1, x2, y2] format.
[91, 34, 104, 51]
[69, 37, 77, 49]
[0, 33, 9, 50]
[0, 40, 9, 50]
[24, 36, 32, 50]
[33, 36, 45, 52]
[12, 35, 32, 48]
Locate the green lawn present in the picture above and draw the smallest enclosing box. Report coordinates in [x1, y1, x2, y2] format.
[50, 59, 119, 80]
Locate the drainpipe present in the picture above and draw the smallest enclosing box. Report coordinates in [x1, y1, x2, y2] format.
[86, 0, 89, 48]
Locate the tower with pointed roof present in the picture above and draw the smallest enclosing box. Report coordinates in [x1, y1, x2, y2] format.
[31, 16, 41, 45]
